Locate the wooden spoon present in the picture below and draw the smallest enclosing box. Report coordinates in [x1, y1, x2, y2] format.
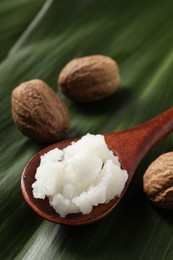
[21, 108, 173, 225]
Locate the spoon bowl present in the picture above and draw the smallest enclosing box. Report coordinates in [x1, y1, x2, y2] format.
[21, 108, 173, 225]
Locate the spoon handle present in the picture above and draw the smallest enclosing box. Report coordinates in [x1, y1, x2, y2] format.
[105, 107, 173, 177]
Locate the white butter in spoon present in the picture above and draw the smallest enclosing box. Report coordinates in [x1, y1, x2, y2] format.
[32, 134, 128, 217]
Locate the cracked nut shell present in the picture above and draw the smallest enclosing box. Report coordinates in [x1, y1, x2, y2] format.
[58, 55, 120, 102]
[12, 79, 70, 143]
[143, 152, 173, 209]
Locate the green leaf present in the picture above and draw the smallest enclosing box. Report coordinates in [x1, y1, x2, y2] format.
[0, 0, 46, 61]
[1, 0, 173, 259]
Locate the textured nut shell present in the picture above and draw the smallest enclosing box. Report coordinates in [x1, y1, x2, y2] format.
[143, 152, 173, 209]
[58, 55, 120, 102]
[12, 79, 70, 142]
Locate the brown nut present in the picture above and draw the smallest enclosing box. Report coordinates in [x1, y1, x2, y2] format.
[58, 55, 120, 102]
[143, 152, 173, 209]
[12, 79, 70, 143]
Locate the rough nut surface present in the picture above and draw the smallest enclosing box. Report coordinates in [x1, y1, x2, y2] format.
[143, 152, 173, 209]
[12, 79, 70, 142]
[58, 55, 120, 102]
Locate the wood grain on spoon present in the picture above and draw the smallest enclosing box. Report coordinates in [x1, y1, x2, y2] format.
[21, 108, 173, 225]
